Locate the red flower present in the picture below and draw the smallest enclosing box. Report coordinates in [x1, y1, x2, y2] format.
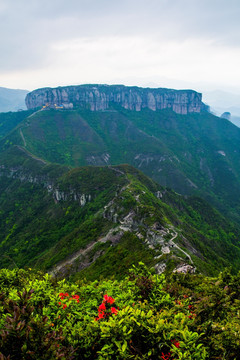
[59, 292, 70, 299]
[103, 294, 115, 304]
[161, 352, 172, 360]
[108, 297, 115, 305]
[172, 340, 180, 348]
[111, 307, 118, 314]
[98, 302, 106, 311]
[96, 294, 118, 320]
[62, 304, 67, 309]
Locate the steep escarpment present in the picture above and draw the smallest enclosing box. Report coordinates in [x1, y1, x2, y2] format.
[25, 84, 206, 114]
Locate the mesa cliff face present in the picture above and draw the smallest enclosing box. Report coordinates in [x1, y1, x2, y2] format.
[25, 84, 205, 114]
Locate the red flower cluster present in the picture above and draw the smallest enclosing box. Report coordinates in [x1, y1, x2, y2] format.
[171, 339, 180, 348]
[176, 295, 196, 320]
[58, 292, 80, 309]
[161, 352, 173, 360]
[59, 292, 69, 300]
[188, 304, 196, 319]
[103, 294, 115, 304]
[95, 294, 118, 321]
[71, 294, 80, 303]
[160, 339, 180, 359]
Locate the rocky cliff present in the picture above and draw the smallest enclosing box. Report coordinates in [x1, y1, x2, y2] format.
[25, 84, 206, 114]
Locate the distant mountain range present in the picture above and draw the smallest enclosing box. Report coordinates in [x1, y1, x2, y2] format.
[0, 87, 28, 112]
[203, 89, 240, 127]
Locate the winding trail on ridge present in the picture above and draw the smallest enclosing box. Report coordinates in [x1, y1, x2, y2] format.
[48, 227, 124, 277]
[17, 109, 48, 164]
[19, 129, 26, 147]
[16, 145, 47, 164]
[19, 109, 42, 148]
[169, 231, 194, 264]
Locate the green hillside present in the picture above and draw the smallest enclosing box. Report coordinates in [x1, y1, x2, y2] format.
[0, 146, 240, 278]
[0, 109, 33, 139]
[1, 107, 240, 224]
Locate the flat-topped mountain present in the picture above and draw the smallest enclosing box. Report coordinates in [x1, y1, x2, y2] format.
[25, 84, 206, 115]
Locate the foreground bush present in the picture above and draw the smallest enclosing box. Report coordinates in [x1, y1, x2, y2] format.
[0, 264, 239, 359]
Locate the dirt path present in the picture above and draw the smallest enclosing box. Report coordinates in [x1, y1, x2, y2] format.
[49, 228, 124, 277]
[19, 109, 42, 147]
[16, 146, 47, 164]
[27, 109, 42, 118]
[169, 231, 194, 264]
[49, 241, 97, 276]
[19, 129, 27, 147]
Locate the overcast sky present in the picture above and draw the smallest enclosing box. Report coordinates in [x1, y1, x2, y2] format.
[1, 0, 240, 98]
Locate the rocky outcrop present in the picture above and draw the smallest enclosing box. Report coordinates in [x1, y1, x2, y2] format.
[0, 165, 91, 207]
[25, 84, 206, 115]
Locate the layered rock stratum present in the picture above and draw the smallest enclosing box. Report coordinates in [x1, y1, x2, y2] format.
[25, 84, 206, 114]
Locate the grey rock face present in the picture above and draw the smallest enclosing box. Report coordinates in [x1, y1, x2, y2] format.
[25, 84, 206, 115]
[0, 165, 91, 207]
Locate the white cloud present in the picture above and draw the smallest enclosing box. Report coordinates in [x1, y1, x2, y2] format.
[1, 0, 240, 91]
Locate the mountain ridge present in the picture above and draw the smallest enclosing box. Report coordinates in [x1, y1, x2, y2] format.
[1, 145, 240, 278]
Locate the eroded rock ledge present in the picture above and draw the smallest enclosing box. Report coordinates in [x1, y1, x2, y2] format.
[25, 84, 206, 115]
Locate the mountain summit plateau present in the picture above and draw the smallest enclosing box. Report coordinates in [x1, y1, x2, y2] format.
[25, 84, 206, 115]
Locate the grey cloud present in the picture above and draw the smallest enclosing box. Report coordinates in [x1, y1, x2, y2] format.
[1, 0, 240, 72]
